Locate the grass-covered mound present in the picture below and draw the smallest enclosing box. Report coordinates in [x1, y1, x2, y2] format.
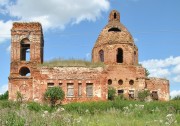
[41, 59, 104, 68]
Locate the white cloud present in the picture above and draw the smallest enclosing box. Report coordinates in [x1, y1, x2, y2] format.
[170, 90, 180, 98]
[0, 20, 12, 43]
[8, 0, 110, 30]
[148, 68, 170, 78]
[141, 56, 180, 69]
[0, 0, 110, 43]
[0, 0, 9, 6]
[172, 64, 180, 74]
[173, 75, 180, 82]
[0, 84, 8, 95]
[141, 56, 180, 82]
[134, 38, 138, 42]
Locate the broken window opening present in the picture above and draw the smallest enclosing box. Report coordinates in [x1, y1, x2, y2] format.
[114, 13, 117, 19]
[86, 83, 93, 97]
[78, 83, 82, 96]
[59, 83, 62, 87]
[118, 79, 123, 85]
[108, 79, 112, 85]
[99, 50, 104, 62]
[118, 90, 124, 96]
[108, 27, 121, 32]
[117, 48, 123, 63]
[151, 91, 158, 100]
[47, 83, 54, 88]
[19, 67, 30, 76]
[20, 38, 30, 61]
[67, 83, 74, 97]
[129, 90, 135, 99]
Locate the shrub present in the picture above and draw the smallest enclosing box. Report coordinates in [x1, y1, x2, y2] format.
[16, 91, 23, 103]
[27, 102, 42, 112]
[44, 86, 65, 107]
[108, 86, 116, 100]
[138, 90, 150, 101]
[0, 91, 8, 100]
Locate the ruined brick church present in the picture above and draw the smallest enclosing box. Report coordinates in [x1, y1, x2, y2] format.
[8, 10, 170, 103]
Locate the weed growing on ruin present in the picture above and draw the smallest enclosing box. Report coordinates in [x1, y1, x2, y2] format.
[41, 58, 104, 68]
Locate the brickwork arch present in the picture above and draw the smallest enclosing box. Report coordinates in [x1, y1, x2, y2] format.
[20, 38, 30, 61]
[19, 67, 31, 76]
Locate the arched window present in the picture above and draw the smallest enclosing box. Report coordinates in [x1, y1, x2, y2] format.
[19, 67, 30, 76]
[99, 50, 104, 62]
[114, 13, 117, 19]
[117, 48, 123, 63]
[20, 38, 30, 61]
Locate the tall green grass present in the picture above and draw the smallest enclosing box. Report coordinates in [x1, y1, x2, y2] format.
[41, 58, 104, 68]
[0, 100, 180, 126]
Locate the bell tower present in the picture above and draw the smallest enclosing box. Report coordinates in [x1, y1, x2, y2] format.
[10, 22, 44, 77]
[9, 22, 44, 100]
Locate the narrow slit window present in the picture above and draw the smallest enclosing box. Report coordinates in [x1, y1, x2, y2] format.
[114, 13, 117, 19]
[117, 48, 123, 63]
[99, 50, 104, 62]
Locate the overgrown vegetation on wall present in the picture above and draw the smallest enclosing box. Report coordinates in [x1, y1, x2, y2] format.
[41, 59, 104, 68]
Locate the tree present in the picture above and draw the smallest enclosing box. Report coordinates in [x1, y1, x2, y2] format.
[0, 91, 8, 100]
[138, 90, 150, 101]
[44, 86, 65, 107]
[108, 86, 116, 100]
[172, 95, 180, 100]
[145, 68, 150, 77]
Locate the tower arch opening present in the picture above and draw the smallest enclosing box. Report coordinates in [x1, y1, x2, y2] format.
[19, 67, 31, 76]
[20, 38, 30, 61]
[99, 49, 104, 62]
[114, 12, 117, 19]
[117, 48, 123, 63]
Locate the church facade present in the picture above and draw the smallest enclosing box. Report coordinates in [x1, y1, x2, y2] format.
[8, 10, 170, 103]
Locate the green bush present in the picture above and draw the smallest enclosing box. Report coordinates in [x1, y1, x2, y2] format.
[16, 91, 23, 103]
[108, 86, 116, 100]
[0, 91, 8, 100]
[138, 90, 150, 101]
[27, 102, 42, 112]
[44, 86, 65, 107]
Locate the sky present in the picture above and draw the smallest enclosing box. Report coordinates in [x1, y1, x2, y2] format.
[0, 0, 180, 98]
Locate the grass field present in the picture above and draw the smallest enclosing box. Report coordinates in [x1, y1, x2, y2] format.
[0, 100, 180, 126]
